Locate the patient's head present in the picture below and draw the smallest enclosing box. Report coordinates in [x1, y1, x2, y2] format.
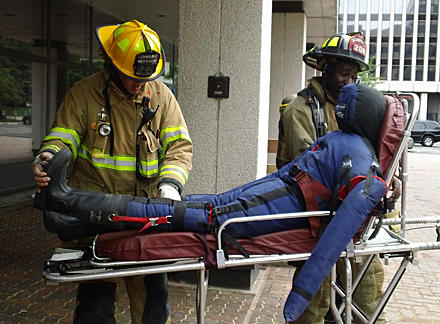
[335, 83, 386, 146]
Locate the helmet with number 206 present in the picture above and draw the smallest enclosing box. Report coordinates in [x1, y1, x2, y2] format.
[303, 32, 369, 72]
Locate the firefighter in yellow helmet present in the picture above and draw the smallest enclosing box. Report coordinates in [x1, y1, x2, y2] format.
[33, 20, 192, 324]
[276, 32, 389, 324]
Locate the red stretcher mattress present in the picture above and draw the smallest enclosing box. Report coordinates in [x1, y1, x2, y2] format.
[95, 228, 318, 268]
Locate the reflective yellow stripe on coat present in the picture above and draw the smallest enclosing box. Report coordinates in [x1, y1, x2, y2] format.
[43, 127, 81, 158]
[78, 145, 159, 176]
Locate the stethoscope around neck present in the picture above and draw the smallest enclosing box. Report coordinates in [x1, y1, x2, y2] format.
[101, 80, 115, 156]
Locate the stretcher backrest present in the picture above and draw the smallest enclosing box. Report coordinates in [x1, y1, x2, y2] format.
[376, 95, 405, 176]
[354, 94, 406, 241]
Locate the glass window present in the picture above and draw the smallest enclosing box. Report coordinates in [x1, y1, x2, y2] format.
[417, 44, 424, 59]
[338, 0, 344, 14]
[381, 43, 389, 59]
[370, 21, 378, 36]
[371, 0, 379, 14]
[429, 44, 437, 58]
[392, 65, 400, 80]
[432, 0, 439, 13]
[370, 44, 377, 58]
[0, 54, 33, 162]
[405, 19, 414, 35]
[405, 43, 413, 58]
[347, 0, 355, 14]
[430, 20, 438, 37]
[51, 1, 89, 64]
[358, 20, 367, 34]
[394, 21, 402, 35]
[393, 44, 401, 59]
[395, 1, 404, 14]
[338, 17, 344, 33]
[427, 112, 439, 122]
[359, 1, 367, 14]
[428, 65, 436, 81]
[0, 55, 32, 116]
[161, 41, 178, 89]
[382, 21, 390, 37]
[0, 0, 45, 166]
[419, 0, 427, 13]
[413, 121, 423, 130]
[415, 65, 423, 80]
[0, 0, 122, 167]
[406, 0, 415, 14]
[418, 20, 426, 37]
[383, 0, 391, 14]
[380, 65, 387, 79]
[0, 0, 45, 52]
[347, 14, 356, 23]
[403, 65, 411, 80]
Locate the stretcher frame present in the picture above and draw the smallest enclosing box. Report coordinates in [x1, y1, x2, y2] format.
[43, 93, 440, 324]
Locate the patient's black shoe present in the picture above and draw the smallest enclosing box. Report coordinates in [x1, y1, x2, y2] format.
[34, 147, 130, 229]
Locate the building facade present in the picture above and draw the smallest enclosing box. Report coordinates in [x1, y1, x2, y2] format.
[338, 0, 440, 121]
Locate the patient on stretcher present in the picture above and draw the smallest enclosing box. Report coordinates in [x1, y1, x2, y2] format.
[35, 84, 397, 321]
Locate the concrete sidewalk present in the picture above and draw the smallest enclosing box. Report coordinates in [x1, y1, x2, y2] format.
[0, 151, 439, 323]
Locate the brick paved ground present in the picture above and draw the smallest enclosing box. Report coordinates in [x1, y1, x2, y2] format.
[0, 150, 439, 323]
[381, 151, 440, 324]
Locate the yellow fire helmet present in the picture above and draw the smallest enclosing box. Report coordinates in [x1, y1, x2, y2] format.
[96, 20, 165, 81]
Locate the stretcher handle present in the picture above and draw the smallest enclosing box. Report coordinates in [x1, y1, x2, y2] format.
[216, 211, 331, 251]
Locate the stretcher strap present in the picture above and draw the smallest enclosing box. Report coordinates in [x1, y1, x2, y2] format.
[110, 215, 170, 232]
[221, 232, 250, 259]
[212, 186, 292, 216]
[290, 165, 332, 237]
[292, 285, 313, 302]
[173, 201, 186, 231]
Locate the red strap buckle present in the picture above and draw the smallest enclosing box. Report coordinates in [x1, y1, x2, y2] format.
[110, 215, 171, 233]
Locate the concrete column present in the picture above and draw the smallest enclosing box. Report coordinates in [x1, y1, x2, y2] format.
[179, 0, 272, 194]
[31, 43, 58, 153]
[305, 66, 317, 83]
[31, 60, 47, 153]
[419, 92, 428, 120]
[268, 12, 306, 139]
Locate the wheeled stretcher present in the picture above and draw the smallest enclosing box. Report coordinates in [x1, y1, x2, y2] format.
[42, 93, 440, 324]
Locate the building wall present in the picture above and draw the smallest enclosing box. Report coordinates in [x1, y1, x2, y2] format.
[269, 12, 307, 140]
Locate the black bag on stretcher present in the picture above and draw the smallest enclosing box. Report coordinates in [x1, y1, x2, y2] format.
[35, 83, 405, 322]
